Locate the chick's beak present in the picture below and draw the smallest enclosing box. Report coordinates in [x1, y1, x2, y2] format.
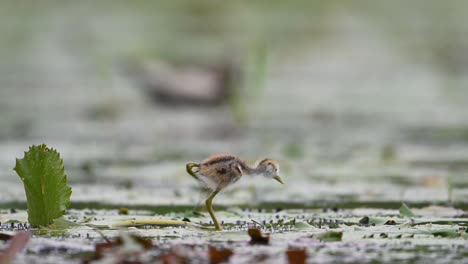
[273, 175, 285, 184]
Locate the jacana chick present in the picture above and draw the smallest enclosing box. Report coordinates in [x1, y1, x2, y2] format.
[186, 154, 284, 230]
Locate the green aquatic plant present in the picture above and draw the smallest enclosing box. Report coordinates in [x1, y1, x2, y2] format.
[14, 144, 72, 226]
[399, 203, 416, 218]
[447, 175, 453, 204]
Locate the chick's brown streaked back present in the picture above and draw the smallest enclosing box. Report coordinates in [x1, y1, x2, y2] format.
[201, 154, 237, 166]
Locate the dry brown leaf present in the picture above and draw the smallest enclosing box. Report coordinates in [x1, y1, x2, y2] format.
[0, 231, 30, 264]
[248, 228, 270, 245]
[209, 246, 233, 264]
[160, 251, 190, 264]
[286, 248, 307, 264]
[93, 234, 153, 260]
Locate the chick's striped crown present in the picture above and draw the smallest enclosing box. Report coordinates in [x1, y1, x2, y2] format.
[258, 158, 279, 168]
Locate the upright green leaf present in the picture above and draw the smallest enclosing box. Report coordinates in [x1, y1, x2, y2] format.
[399, 203, 416, 218]
[13, 144, 72, 226]
[447, 175, 453, 204]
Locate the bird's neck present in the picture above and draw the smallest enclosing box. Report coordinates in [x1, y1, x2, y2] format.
[237, 159, 265, 176]
[244, 165, 263, 176]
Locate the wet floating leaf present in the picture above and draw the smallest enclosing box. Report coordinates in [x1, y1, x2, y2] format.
[286, 248, 307, 264]
[31, 217, 79, 236]
[424, 229, 461, 238]
[412, 218, 468, 226]
[390, 228, 464, 239]
[313, 231, 343, 242]
[399, 203, 416, 218]
[209, 246, 233, 264]
[248, 228, 270, 245]
[48, 217, 80, 230]
[295, 221, 317, 230]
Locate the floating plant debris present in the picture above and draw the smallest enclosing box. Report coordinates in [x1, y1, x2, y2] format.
[286, 248, 307, 264]
[248, 228, 270, 245]
[312, 231, 343, 242]
[209, 246, 234, 264]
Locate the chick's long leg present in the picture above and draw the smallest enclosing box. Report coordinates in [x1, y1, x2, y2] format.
[205, 190, 222, 231]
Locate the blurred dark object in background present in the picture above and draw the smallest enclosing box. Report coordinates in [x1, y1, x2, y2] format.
[126, 56, 241, 107]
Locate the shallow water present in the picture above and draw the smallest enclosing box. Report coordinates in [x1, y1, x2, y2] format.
[1, 206, 467, 263]
[1, 1, 468, 263]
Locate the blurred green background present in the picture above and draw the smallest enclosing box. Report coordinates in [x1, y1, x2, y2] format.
[1, 0, 468, 207]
